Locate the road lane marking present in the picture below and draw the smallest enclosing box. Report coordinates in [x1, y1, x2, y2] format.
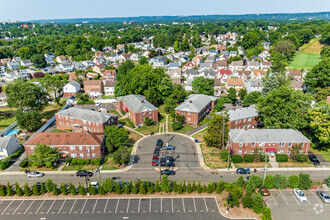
[138, 198, 141, 213]
[35, 200, 45, 214]
[58, 200, 66, 214]
[47, 200, 56, 214]
[182, 198, 185, 212]
[24, 200, 35, 215]
[13, 200, 24, 214]
[279, 191, 289, 205]
[1, 200, 13, 215]
[161, 198, 162, 213]
[81, 199, 88, 214]
[92, 199, 98, 214]
[193, 198, 197, 212]
[115, 199, 119, 213]
[126, 198, 130, 213]
[69, 199, 77, 214]
[171, 198, 173, 213]
[104, 199, 109, 214]
[149, 198, 151, 213]
[203, 197, 209, 212]
[290, 191, 300, 205]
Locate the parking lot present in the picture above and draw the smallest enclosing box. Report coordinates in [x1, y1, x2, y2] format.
[134, 134, 200, 171]
[264, 189, 330, 220]
[0, 196, 232, 220]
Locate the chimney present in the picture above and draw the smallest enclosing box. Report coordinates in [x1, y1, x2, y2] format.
[189, 100, 192, 103]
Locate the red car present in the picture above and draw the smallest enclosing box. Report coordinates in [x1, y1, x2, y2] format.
[152, 155, 158, 160]
[152, 159, 159, 166]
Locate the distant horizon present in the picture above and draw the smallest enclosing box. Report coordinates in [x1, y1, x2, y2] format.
[1, 0, 329, 21]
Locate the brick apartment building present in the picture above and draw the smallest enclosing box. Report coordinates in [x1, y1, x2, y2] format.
[219, 106, 258, 129]
[55, 107, 118, 132]
[228, 129, 311, 156]
[83, 80, 104, 97]
[116, 94, 158, 126]
[174, 94, 217, 127]
[24, 132, 105, 159]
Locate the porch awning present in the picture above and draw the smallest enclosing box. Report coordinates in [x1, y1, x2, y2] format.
[266, 148, 277, 152]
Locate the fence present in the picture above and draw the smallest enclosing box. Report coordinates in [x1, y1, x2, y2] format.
[0, 121, 18, 137]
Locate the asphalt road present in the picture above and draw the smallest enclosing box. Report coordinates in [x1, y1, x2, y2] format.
[0, 196, 239, 220]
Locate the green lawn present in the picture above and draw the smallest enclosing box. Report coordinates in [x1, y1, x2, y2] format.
[119, 117, 135, 128]
[289, 52, 320, 70]
[310, 149, 330, 162]
[51, 129, 66, 133]
[136, 123, 160, 135]
[0, 116, 16, 131]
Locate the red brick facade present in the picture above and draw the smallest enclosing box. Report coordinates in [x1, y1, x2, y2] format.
[63, 92, 77, 98]
[228, 116, 258, 129]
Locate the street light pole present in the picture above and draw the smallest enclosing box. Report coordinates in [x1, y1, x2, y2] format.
[263, 153, 267, 184]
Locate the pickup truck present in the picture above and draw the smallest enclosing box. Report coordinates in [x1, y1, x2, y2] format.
[259, 187, 270, 196]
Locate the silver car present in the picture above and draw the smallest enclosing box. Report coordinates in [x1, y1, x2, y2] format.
[27, 171, 45, 178]
[317, 190, 330, 203]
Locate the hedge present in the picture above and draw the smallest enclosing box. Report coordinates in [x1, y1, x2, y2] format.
[232, 155, 243, 163]
[260, 155, 270, 162]
[1, 147, 25, 170]
[93, 158, 102, 166]
[243, 155, 254, 163]
[275, 154, 288, 162]
[19, 158, 29, 168]
[220, 149, 228, 162]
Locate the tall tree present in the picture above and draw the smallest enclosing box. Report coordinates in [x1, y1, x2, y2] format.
[204, 115, 229, 149]
[242, 91, 261, 106]
[262, 75, 279, 97]
[104, 126, 129, 153]
[304, 58, 330, 93]
[239, 89, 247, 101]
[192, 77, 214, 96]
[29, 144, 60, 167]
[40, 74, 68, 104]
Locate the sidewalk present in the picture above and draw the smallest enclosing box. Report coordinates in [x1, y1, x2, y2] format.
[6, 153, 26, 171]
[185, 123, 208, 136]
[123, 125, 145, 137]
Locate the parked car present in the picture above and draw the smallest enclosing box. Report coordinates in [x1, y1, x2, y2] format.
[154, 148, 160, 156]
[152, 155, 159, 160]
[160, 160, 175, 167]
[76, 170, 93, 177]
[236, 168, 250, 174]
[152, 159, 159, 166]
[308, 154, 320, 165]
[232, 102, 236, 106]
[161, 169, 176, 175]
[259, 187, 270, 196]
[293, 188, 308, 202]
[95, 102, 101, 107]
[156, 139, 163, 148]
[162, 145, 175, 150]
[317, 190, 330, 203]
[90, 181, 98, 189]
[27, 171, 45, 178]
[36, 182, 45, 189]
[161, 156, 175, 162]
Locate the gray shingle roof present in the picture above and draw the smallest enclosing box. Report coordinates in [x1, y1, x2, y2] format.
[229, 129, 311, 143]
[68, 80, 80, 87]
[0, 136, 14, 149]
[117, 94, 158, 113]
[186, 69, 198, 76]
[175, 94, 217, 113]
[222, 106, 258, 121]
[56, 107, 117, 124]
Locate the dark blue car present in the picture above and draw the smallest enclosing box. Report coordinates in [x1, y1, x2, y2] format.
[161, 169, 176, 175]
[236, 168, 250, 174]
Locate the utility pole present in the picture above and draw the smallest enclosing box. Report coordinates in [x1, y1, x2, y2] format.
[222, 115, 225, 149]
[263, 153, 268, 184]
[165, 123, 168, 170]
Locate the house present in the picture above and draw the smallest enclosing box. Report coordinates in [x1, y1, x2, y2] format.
[219, 69, 232, 83]
[20, 59, 33, 67]
[221, 106, 258, 129]
[24, 132, 106, 159]
[83, 80, 104, 97]
[44, 53, 55, 65]
[130, 53, 141, 62]
[199, 62, 212, 70]
[237, 70, 251, 82]
[228, 129, 311, 156]
[56, 55, 67, 63]
[287, 70, 302, 80]
[168, 68, 182, 79]
[72, 62, 86, 70]
[214, 77, 226, 97]
[56, 62, 74, 72]
[261, 61, 272, 70]
[0, 136, 21, 159]
[82, 60, 95, 69]
[7, 62, 19, 70]
[168, 62, 180, 69]
[182, 61, 195, 70]
[116, 94, 158, 126]
[0, 62, 4, 73]
[0, 92, 6, 102]
[93, 64, 106, 74]
[262, 41, 270, 50]
[151, 57, 165, 67]
[93, 57, 105, 66]
[229, 51, 238, 57]
[55, 107, 118, 133]
[119, 53, 131, 62]
[63, 80, 81, 97]
[12, 57, 21, 63]
[174, 94, 217, 127]
[205, 56, 216, 64]
[102, 69, 116, 80]
[86, 72, 98, 79]
[290, 80, 303, 91]
[93, 51, 104, 58]
[226, 78, 245, 91]
[247, 61, 260, 71]
[246, 79, 263, 93]
[0, 58, 12, 65]
[192, 56, 203, 66]
[215, 60, 228, 69]
[103, 80, 116, 97]
[107, 54, 119, 63]
[230, 61, 244, 71]
[252, 69, 266, 79]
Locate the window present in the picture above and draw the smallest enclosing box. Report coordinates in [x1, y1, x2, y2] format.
[91, 146, 94, 150]
[67, 123, 69, 126]
[250, 150, 254, 154]
[188, 117, 190, 121]
[277, 150, 283, 154]
[66, 117, 68, 120]
[31, 146, 34, 150]
[252, 142, 255, 147]
[79, 153, 84, 158]
[248, 118, 252, 122]
[79, 146, 83, 150]
[289, 142, 292, 147]
[89, 121, 91, 125]
[279, 142, 284, 147]
[70, 146, 75, 150]
[287, 150, 291, 155]
[97, 129, 99, 132]
[239, 143, 242, 147]
[238, 150, 242, 154]
[71, 153, 76, 158]
[244, 150, 247, 154]
[59, 121, 62, 125]
[235, 120, 238, 125]
[92, 153, 95, 158]
[83, 120, 86, 124]
[259, 143, 264, 147]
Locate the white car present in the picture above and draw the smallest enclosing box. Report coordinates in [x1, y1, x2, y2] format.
[293, 188, 308, 202]
[95, 102, 101, 107]
[27, 171, 45, 178]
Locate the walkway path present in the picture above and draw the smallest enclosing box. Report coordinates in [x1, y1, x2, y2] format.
[186, 123, 208, 136]
[6, 152, 26, 171]
[123, 125, 146, 137]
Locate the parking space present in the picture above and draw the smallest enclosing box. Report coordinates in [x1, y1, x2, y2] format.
[0, 196, 221, 218]
[265, 190, 330, 220]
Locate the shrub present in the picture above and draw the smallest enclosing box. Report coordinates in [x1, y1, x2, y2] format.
[60, 183, 68, 195]
[207, 182, 214, 194]
[0, 158, 10, 170]
[85, 159, 91, 165]
[326, 176, 330, 187]
[197, 183, 202, 193]
[65, 157, 73, 164]
[53, 184, 59, 196]
[121, 110, 126, 115]
[172, 122, 183, 131]
[252, 193, 264, 214]
[19, 158, 29, 168]
[292, 154, 308, 162]
[15, 182, 23, 196]
[115, 183, 122, 194]
[78, 183, 86, 195]
[242, 193, 253, 208]
[243, 155, 254, 163]
[236, 176, 244, 187]
[32, 184, 40, 196]
[262, 206, 272, 220]
[288, 174, 300, 188]
[129, 121, 135, 128]
[231, 155, 243, 163]
[216, 181, 226, 194]
[0, 184, 5, 196]
[45, 179, 54, 192]
[94, 158, 102, 166]
[264, 175, 275, 189]
[298, 173, 312, 190]
[24, 183, 31, 196]
[220, 149, 228, 162]
[225, 183, 243, 207]
[186, 182, 192, 193]
[78, 159, 86, 165]
[245, 175, 262, 194]
[88, 184, 97, 195]
[98, 185, 105, 195]
[40, 184, 46, 194]
[71, 158, 78, 165]
[274, 174, 288, 189]
[69, 183, 77, 195]
[144, 118, 154, 126]
[259, 155, 270, 162]
[6, 182, 14, 196]
[275, 154, 288, 162]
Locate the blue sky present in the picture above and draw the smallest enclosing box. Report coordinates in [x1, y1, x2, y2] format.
[1, 0, 329, 21]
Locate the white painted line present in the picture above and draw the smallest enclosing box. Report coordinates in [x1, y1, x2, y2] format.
[193, 198, 197, 212]
[103, 199, 109, 214]
[13, 200, 24, 214]
[58, 200, 66, 214]
[115, 199, 119, 213]
[47, 200, 56, 214]
[161, 198, 162, 213]
[171, 198, 174, 213]
[310, 190, 322, 204]
[279, 191, 289, 205]
[81, 199, 88, 214]
[290, 191, 300, 205]
[182, 198, 185, 212]
[92, 199, 98, 214]
[1, 200, 13, 215]
[126, 198, 130, 213]
[24, 200, 34, 214]
[138, 198, 141, 213]
[69, 199, 77, 214]
[307, 198, 312, 205]
[35, 200, 45, 214]
[203, 197, 209, 212]
[149, 198, 151, 213]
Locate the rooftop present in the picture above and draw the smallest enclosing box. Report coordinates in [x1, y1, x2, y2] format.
[221, 106, 258, 121]
[117, 94, 158, 113]
[175, 94, 217, 113]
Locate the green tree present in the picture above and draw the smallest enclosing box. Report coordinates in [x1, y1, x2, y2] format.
[0, 183, 5, 196]
[29, 144, 60, 167]
[24, 183, 31, 196]
[325, 176, 330, 187]
[53, 184, 59, 196]
[30, 54, 47, 68]
[314, 87, 330, 102]
[239, 89, 247, 101]
[98, 185, 105, 195]
[192, 77, 214, 96]
[228, 87, 237, 102]
[320, 46, 330, 59]
[288, 174, 300, 188]
[273, 40, 296, 57]
[40, 74, 68, 105]
[274, 174, 288, 189]
[171, 84, 187, 102]
[60, 183, 68, 195]
[17, 46, 31, 59]
[225, 183, 243, 207]
[78, 183, 86, 195]
[264, 175, 275, 189]
[242, 31, 261, 50]
[214, 98, 225, 111]
[236, 176, 244, 187]
[298, 173, 312, 190]
[6, 182, 14, 196]
[204, 115, 229, 149]
[252, 193, 264, 214]
[304, 58, 330, 93]
[139, 56, 148, 65]
[113, 146, 131, 166]
[15, 182, 23, 196]
[262, 75, 279, 97]
[32, 184, 40, 196]
[15, 109, 43, 131]
[243, 91, 261, 106]
[242, 193, 254, 208]
[104, 126, 129, 153]
[40, 184, 46, 194]
[174, 40, 180, 52]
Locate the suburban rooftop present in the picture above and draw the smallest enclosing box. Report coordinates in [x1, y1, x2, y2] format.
[117, 94, 158, 113]
[175, 94, 217, 113]
[56, 107, 117, 123]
